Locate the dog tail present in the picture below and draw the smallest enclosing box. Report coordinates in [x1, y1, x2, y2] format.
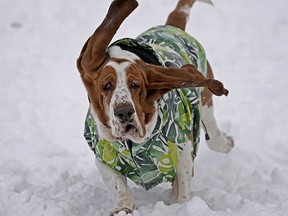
[166, 0, 213, 31]
[197, 0, 213, 5]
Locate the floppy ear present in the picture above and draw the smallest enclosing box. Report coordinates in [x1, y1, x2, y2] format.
[145, 64, 228, 101]
[77, 0, 138, 77]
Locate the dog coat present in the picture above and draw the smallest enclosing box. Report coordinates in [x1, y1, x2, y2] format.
[84, 25, 207, 190]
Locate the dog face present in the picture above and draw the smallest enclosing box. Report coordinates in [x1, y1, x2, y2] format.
[92, 48, 150, 142]
[87, 47, 167, 143]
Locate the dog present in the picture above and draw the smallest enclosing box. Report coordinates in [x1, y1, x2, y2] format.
[77, 0, 234, 215]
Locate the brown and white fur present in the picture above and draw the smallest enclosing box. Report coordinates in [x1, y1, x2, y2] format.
[77, 0, 234, 215]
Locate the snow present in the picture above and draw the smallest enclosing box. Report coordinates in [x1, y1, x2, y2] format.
[0, 0, 288, 215]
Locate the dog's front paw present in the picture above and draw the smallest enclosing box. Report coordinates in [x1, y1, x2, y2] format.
[207, 132, 235, 153]
[109, 207, 133, 216]
[109, 200, 135, 216]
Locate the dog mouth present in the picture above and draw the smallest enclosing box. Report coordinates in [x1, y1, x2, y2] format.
[124, 123, 137, 134]
[115, 123, 139, 141]
[112, 119, 145, 142]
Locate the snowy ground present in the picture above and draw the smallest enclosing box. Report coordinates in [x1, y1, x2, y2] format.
[1, 0, 288, 215]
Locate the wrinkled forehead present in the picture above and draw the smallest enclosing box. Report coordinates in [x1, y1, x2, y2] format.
[103, 59, 132, 90]
[105, 59, 131, 75]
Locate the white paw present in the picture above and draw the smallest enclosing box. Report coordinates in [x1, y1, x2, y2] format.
[207, 132, 234, 153]
[109, 207, 134, 216]
[109, 198, 135, 216]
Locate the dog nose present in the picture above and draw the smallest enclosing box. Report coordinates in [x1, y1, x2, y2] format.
[114, 104, 135, 123]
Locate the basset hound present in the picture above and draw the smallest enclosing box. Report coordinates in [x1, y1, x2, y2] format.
[77, 0, 234, 215]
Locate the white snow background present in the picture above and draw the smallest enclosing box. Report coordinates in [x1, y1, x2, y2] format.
[1, 0, 288, 215]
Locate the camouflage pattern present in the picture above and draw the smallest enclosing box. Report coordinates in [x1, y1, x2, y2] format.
[84, 25, 207, 190]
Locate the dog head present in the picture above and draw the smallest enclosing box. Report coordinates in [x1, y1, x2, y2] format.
[77, 0, 228, 143]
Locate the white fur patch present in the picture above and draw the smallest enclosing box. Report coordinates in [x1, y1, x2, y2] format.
[108, 46, 140, 62]
[196, 0, 214, 6]
[179, 4, 191, 23]
[173, 139, 193, 203]
[179, 4, 191, 16]
[91, 107, 116, 141]
[106, 60, 133, 106]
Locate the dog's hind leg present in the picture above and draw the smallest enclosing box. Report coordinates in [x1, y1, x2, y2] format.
[95, 158, 135, 216]
[201, 61, 235, 153]
[166, 0, 196, 31]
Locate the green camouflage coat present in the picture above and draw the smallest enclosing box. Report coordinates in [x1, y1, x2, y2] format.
[84, 25, 207, 190]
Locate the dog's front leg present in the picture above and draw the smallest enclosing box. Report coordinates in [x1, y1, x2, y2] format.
[171, 140, 194, 204]
[95, 158, 135, 215]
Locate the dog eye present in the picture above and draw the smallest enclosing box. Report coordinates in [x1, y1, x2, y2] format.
[102, 81, 112, 91]
[130, 81, 140, 89]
